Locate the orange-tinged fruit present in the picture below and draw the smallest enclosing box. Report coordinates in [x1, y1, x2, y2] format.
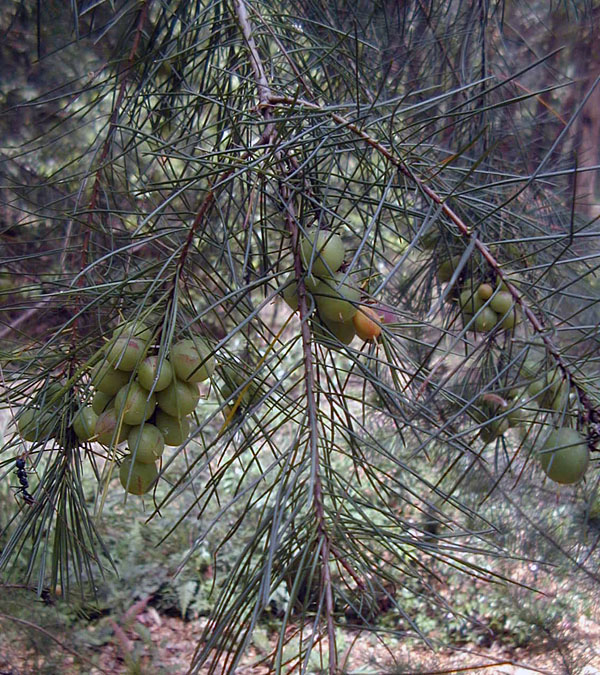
[477, 283, 494, 300]
[95, 408, 131, 446]
[353, 306, 382, 341]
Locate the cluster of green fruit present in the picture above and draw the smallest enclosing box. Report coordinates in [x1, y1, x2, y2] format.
[17, 321, 216, 496]
[436, 257, 520, 333]
[457, 281, 519, 332]
[519, 364, 569, 412]
[281, 229, 383, 344]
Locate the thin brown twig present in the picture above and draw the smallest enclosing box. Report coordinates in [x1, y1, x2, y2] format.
[67, 0, 151, 355]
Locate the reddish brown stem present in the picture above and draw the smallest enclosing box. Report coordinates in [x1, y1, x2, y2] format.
[68, 0, 151, 359]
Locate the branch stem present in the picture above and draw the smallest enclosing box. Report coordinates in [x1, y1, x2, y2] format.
[235, 2, 337, 668]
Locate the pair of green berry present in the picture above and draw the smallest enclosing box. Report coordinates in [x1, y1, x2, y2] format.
[282, 229, 364, 346]
[477, 387, 588, 485]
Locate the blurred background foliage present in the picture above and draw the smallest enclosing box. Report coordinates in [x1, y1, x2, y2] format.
[1, 1, 600, 673]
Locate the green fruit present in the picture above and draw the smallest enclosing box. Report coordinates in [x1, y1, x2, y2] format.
[521, 359, 543, 379]
[479, 416, 509, 443]
[281, 273, 321, 312]
[138, 355, 173, 392]
[541, 377, 568, 411]
[91, 362, 130, 395]
[304, 274, 322, 292]
[282, 274, 299, 311]
[497, 279, 520, 293]
[459, 287, 484, 314]
[539, 428, 589, 485]
[489, 291, 514, 316]
[436, 255, 461, 283]
[119, 455, 158, 495]
[112, 321, 153, 342]
[33, 382, 68, 411]
[312, 317, 356, 346]
[92, 391, 114, 415]
[527, 378, 546, 400]
[506, 396, 537, 427]
[155, 410, 191, 446]
[156, 379, 200, 417]
[106, 337, 147, 372]
[170, 338, 215, 383]
[473, 307, 497, 332]
[314, 274, 360, 323]
[95, 408, 131, 446]
[498, 307, 518, 330]
[72, 407, 98, 441]
[477, 283, 494, 301]
[114, 382, 156, 425]
[17, 409, 54, 442]
[300, 229, 345, 277]
[127, 423, 165, 463]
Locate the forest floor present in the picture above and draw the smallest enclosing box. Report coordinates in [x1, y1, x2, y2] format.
[2, 608, 600, 674]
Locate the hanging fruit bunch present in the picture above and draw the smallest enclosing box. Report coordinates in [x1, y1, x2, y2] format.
[457, 281, 520, 333]
[281, 228, 385, 346]
[15, 320, 216, 497]
[433, 249, 521, 334]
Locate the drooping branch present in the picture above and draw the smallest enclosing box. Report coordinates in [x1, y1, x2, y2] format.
[266, 93, 600, 422]
[234, 1, 337, 669]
